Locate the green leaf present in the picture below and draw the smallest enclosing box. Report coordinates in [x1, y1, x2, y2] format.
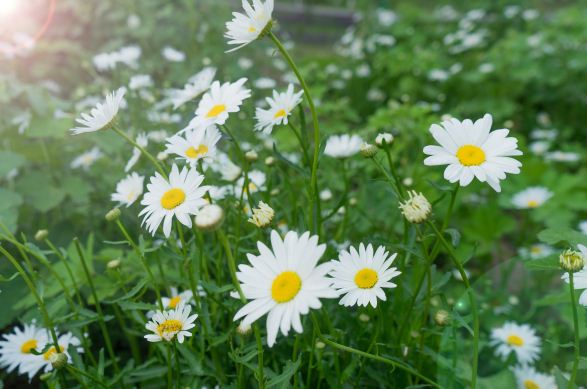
[538, 228, 587, 247]
[523, 254, 559, 271]
[103, 279, 147, 304]
[0, 151, 26, 177]
[266, 359, 301, 388]
[15, 172, 65, 212]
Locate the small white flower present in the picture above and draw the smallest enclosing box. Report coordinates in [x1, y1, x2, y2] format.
[111, 172, 144, 207]
[70, 89, 125, 135]
[375, 132, 394, 147]
[236, 170, 266, 196]
[168, 67, 216, 110]
[490, 322, 541, 365]
[225, 0, 274, 52]
[511, 187, 553, 209]
[195, 204, 224, 230]
[248, 201, 274, 227]
[209, 152, 242, 181]
[125, 132, 149, 172]
[70, 147, 103, 170]
[329, 244, 400, 308]
[518, 244, 554, 260]
[254, 77, 276, 89]
[165, 126, 221, 167]
[324, 134, 363, 158]
[129, 74, 153, 90]
[512, 365, 556, 389]
[145, 303, 198, 343]
[162, 46, 185, 62]
[579, 221, 587, 235]
[255, 84, 304, 134]
[545, 151, 580, 163]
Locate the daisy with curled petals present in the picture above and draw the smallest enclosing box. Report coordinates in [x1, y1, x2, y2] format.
[324, 134, 363, 158]
[125, 132, 148, 172]
[19, 332, 82, 379]
[225, 0, 274, 52]
[561, 244, 587, 306]
[512, 366, 556, 389]
[0, 322, 48, 380]
[511, 187, 553, 209]
[183, 79, 251, 131]
[490, 322, 541, 365]
[70, 89, 125, 135]
[111, 172, 144, 207]
[169, 67, 216, 110]
[145, 302, 197, 343]
[140, 164, 210, 237]
[255, 84, 304, 134]
[233, 230, 338, 347]
[165, 126, 221, 166]
[423, 113, 523, 192]
[329, 243, 401, 308]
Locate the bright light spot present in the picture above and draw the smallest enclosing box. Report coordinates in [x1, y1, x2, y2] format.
[0, 0, 21, 17]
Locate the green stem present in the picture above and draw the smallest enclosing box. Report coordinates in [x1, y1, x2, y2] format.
[65, 365, 108, 388]
[384, 148, 405, 198]
[44, 238, 84, 306]
[568, 271, 580, 388]
[288, 122, 310, 167]
[269, 31, 321, 235]
[112, 126, 167, 178]
[173, 342, 180, 389]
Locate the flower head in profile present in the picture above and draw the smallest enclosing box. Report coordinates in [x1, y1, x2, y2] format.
[423, 114, 522, 192]
[399, 191, 431, 223]
[324, 134, 363, 158]
[19, 332, 81, 378]
[511, 187, 552, 209]
[236, 170, 266, 196]
[512, 365, 556, 389]
[166, 126, 221, 166]
[125, 132, 148, 172]
[184, 79, 251, 130]
[561, 245, 587, 306]
[70, 89, 125, 135]
[248, 201, 274, 228]
[145, 303, 198, 343]
[140, 164, 210, 237]
[169, 67, 216, 110]
[111, 172, 144, 207]
[490, 322, 541, 365]
[225, 0, 274, 52]
[70, 147, 103, 170]
[233, 230, 338, 347]
[255, 84, 304, 134]
[329, 243, 400, 308]
[0, 322, 48, 379]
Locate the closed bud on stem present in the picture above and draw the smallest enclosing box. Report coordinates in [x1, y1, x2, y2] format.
[560, 248, 584, 272]
[105, 208, 121, 222]
[35, 229, 49, 241]
[49, 352, 68, 369]
[195, 204, 224, 231]
[236, 321, 251, 336]
[264, 156, 275, 166]
[245, 150, 258, 162]
[375, 132, 394, 147]
[107, 259, 121, 269]
[360, 143, 378, 158]
[434, 310, 450, 326]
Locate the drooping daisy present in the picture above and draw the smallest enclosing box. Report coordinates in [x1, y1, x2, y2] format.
[490, 322, 541, 365]
[235, 170, 266, 196]
[561, 244, 587, 306]
[70, 147, 103, 170]
[329, 244, 400, 308]
[0, 322, 48, 379]
[70, 89, 125, 135]
[423, 114, 523, 192]
[511, 187, 553, 209]
[125, 132, 149, 172]
[183, 79, 251, 130]
[169, 67, 216, 110]
[225, 0, 274, 52]
[512, 365, 556, 389]
[165, 126, 221, 166]
[18, 332, 82, 379]
[111, 172, 144, 207]
[140, 164, 210, 237]
[233, 230, 338, 346]
[254, 84, 304, 134]
[324, 134, 363, 158]
[145, 302, 198, 343]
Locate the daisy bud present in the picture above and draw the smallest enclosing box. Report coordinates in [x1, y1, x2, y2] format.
[236, 321, 252, 336]
[560, 248, 584, 272]
[245, 150, 258, 162]
[315, 341, 325, 349]
[375, 132, 394, 147]
[402, 177, 413, 187]
[49, 352, 68, 369]
[320, 189, 333, 201]
[360, 143, 378, 158]
[264, 156, 275, 166]
[349, 197, 358, 206]
[195, 204, 224, 231]
[248, 201, 274, 228]
[34, 229, 49, 241]
[359, 313, 370, 322]
[156, 151, 168, 161]
[107, 259, 121, 269]
[105, 208, 121, 222]
[399, 191, 431, 224]
[434, 310, 450, 326]
[270, 188, 280, 196]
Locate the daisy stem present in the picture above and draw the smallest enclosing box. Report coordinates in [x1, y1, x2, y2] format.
[73, 238, 121, 375]
[112, 126, 167, 178]
[44, 238, 85, 306]
[371, 157, 401, 199]
[173, 342, 180, 389]
[310, 314, 440, 388]
[166, 344, 173, 389]
[269, 31, 322, 235]
[221, 124, 256, 211]
[288, 122, 310, 167]
[568, 271, 580, 388]
[383, 148, 405, 198]
[426, 221, 478, 389]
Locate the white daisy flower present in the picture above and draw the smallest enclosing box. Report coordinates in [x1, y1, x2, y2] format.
[92, 52, 118, 71]
[111, 172, 144, 207]
[19, 332, 82, 379]
[144, 303, 198, 343]
[512, 365, 556, 389]
[148, 130, 169, 143]
[518, 244, 554, 260]
[165, 126, 221, 166]
[561, 245, 587, 306]
[0, 322, 48, 379]
[129, 74, 153, 90]
[117, 45, 142, 68]
[233, 230, 338, 347]
[490, 322, 541, 365]
[329, 243, 400, 308]
[184, 78, 251, 130]
[209, 152, 242, 181]
[70, 147, 103, 170]
[423, 114, 523, 192]
[169, 67, 216, 110]
[161, 46, 186, 62]
[324, 134, 363, 158]
[70, 89, 125, 135]
[254, 84, 304, 134]
[235, 170, 266, 195]
[511, 187, 553, 209]
[140, 164, 210, 237]
[225, 0, 274, 52]
[125, 132, 149, 172]
[579, 221, 587, 234]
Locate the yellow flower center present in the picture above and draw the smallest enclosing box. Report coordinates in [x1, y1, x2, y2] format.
[20, 339, 38, 354]
[248, 26, 257, 33]
[206, 104, 226, 118]
[156, 319, 183, 338]
[168, 295, 181, 309]
[185, 144, 209, 159]
[530, 246, 542, 254]
[43, 345, 64, 360]
[456, 145, 486, 166]
[527, 200, 539, 208]
[161, 188, 186, 210]
[354, 268, 378, 289]
[524, 380, 540, 389]
[273, 109, 287, 119]
[271, 271, 302, 303]
[506, 334, 524, 347]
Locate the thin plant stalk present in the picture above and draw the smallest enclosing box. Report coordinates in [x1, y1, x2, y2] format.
[568, 271, 580, 388]
[112, 125, 167, 178]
